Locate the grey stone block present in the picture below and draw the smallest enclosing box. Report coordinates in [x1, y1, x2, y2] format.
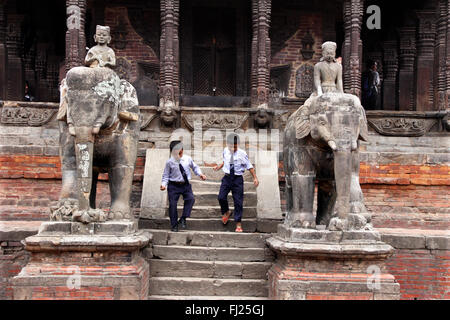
[381, 234, 426, 249]
[425, 236, 449, 250]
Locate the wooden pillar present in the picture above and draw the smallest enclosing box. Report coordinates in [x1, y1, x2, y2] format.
[382, 40, 398, 110]
[251, 0, 271, 109]
[65, 0, 86, 72]
[0, 0, 7, 100]
[398, 27, 416, 111]
[415, 10, 436, 111]
[342, 0, 363, 98]
[446, 0, 450, 109]
[434, 0, 448, 111]
[159, 0, 180, 109]
[6, 14, 24, 100]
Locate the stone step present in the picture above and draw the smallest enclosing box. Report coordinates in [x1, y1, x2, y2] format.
[192, 167, 254, 183]
[147, 229, 270, 248]
[139, 218, 258, 232]
[190, 180, 256, 192]
[151, 245, 274, 262]
[149, 260, 272, 279]
[177, 191, 257, 207]
[149, 277, 268, 297]
[175, 206, 257, 219]
[148, 295, 269, 300]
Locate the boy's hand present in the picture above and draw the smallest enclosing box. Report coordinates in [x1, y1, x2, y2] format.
[253, 177, 259, 188]
[213, 165, 219, 171]
[200, 174, 207, 181]
[160, 185, 166, 191]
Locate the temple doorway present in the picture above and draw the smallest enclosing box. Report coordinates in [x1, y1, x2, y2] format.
[180, 0, 251, 107]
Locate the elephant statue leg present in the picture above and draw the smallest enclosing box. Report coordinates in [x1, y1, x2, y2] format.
[350, 149, 372, 225]
[285, 172, 316, 229]
[108, 165, 135, 220]
[316, 181, 336, 226]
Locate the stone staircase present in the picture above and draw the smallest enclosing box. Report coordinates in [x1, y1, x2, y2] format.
[140, 166, 275, 300]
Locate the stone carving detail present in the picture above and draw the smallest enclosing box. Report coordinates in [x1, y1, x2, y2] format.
[115, 57, 132, 80]
[342, 0, 363, 98]
[251, 0, 271, 110]
[1, 105, 57, 126]
[283, 42, 371, 231]
[295, 64, 314, 98]
[367, 117, 437, 137]
[182, 112, 248, 131]
[301, 30, 315, 60]
[65, 0, 86, 71]
[55, 27, 141, 224]
[159, 0, 180, 113]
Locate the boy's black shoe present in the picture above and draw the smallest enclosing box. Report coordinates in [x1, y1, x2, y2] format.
[178, 218, 187, 230]
[171, 225, 179, 232]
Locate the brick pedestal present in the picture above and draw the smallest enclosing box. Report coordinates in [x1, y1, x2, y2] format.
[11, 221, 151, 300]
[267, 225, 400, 300]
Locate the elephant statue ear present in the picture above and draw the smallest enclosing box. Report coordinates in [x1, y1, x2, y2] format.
[294, 105, 311, 140]
[358, 107, 369, 142]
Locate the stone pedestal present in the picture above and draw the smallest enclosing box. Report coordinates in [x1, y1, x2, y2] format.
[12, 221, 151, 300]
[267, 224, 400, 300]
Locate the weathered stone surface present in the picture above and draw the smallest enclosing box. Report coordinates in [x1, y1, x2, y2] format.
[152, 245, 269, 262]
[139, 217, 257, 233]
[149, 277, 268, 297]
[140, 148, 170, 219]
[0, 221, 41, 241]
[255, 150, 283, 220]
[380, 234, 426, 249]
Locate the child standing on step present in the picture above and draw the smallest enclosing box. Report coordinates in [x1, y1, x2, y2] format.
[214, 133, 259, 233]
[161, 141, 207, 232]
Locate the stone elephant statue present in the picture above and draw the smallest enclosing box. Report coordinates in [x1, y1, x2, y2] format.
[52, 66, 140, 223]
[283, 92, 371, 231]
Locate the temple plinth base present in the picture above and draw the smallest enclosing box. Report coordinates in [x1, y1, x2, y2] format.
[12, 221, 152, 300]
[266, 224, 400, 300]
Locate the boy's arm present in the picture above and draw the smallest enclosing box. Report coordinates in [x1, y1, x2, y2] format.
[190, 158, 207, 180]
[161, 161, 170, 188]
[189, 157, 202, 176]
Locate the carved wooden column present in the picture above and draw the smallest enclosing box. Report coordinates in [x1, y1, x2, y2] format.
[382, 40, 398, 110]
[6, 14, 24, 100]
[446, 0, 450, 109]
[159, 0, 180, 111]
[0, 0, 7, 99]
[398, 27, 416, 111]
[251, 0, 271, 109]
[415, 10, 436, 111]
[434, 0, 448, 111]
[342, 0, 363, 98]
[65, 0, 86, 72]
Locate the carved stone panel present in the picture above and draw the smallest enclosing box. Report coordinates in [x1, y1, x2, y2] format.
[182, 111, 249, 131]
[1, 103, 58, 126]
[295, 64, 314, 98]
[366, 111, 442, 137]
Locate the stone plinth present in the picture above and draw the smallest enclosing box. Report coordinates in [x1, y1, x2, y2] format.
[266, 224, 400, 300]
[12, 221, 152, 300]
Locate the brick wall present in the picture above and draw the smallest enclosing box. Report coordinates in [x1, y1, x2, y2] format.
[271, 10, 323, 98]
[380, 229, 449, 300]
[0, 241, 30, 300]
[104, 7, 159, 83]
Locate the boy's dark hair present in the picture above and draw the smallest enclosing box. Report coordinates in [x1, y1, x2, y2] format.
[170, 140, 182, 152]
[226, 133, 240, 145]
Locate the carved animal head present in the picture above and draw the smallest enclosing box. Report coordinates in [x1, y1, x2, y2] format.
[295, 92, 369, 151]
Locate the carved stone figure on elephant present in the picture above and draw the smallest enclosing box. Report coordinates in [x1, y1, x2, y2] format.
[52, 66, 140, 223]
[283, 92, 370, 231]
